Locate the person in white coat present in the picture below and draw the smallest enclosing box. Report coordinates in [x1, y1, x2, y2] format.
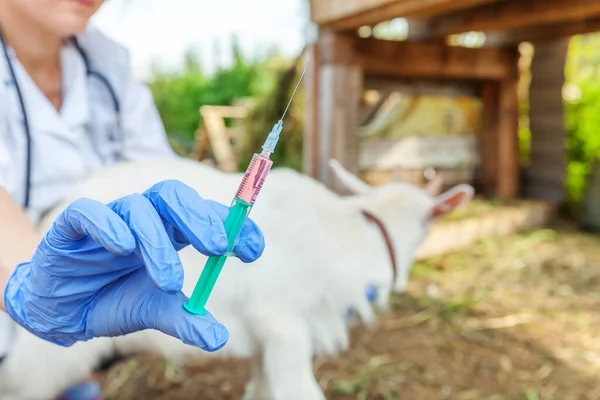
[0, 1, 266, 399]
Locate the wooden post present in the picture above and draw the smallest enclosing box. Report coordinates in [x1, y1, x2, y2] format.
[479, 47, 520, 200]
[525, 38, 569, 204]
[480, 81, 499, 196]
[302, 43, 320, 179]
[497, 74, 520, 199]
[496, 47, 521, 200]
[316, 30, 363, 192]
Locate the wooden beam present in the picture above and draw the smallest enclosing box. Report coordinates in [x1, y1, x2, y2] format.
[365, 76, 479, 96]
[428, 0, 600, 36]
[333, 37, 515, 80]
[486, 16, 600, 46]
[311, 0, 500, 31]
[310, 0, 398, 26]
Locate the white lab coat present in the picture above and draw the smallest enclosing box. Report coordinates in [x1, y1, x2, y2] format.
[0, 23, 180, 360]
[0, 23, 178, 226]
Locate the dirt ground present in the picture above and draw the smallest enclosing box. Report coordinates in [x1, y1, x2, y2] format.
[98, 222, 600, 400]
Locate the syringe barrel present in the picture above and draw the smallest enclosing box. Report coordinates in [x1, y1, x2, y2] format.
[182, 153, 273, 315]
[235, 153, 273, 205]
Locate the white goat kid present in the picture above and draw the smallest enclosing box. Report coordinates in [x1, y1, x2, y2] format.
[0, 157, 473, 400]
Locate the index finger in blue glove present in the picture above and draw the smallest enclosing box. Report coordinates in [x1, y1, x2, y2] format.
[204, 200, 265, 263]
[46, 198, 136, 256]
[142, 180, 229, 256]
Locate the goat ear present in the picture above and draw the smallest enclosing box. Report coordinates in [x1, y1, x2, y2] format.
[429, 184, 474, 220]
[425, 175, 444, 197]
[328, 159, 373, 194]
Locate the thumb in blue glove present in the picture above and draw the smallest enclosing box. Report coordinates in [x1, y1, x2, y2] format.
[4, 180, 265, 351]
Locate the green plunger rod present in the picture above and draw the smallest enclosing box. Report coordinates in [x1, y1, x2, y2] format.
[183, 198, 252, 315]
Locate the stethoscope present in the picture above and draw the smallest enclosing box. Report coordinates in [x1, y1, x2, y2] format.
[0, 27, 122, 209]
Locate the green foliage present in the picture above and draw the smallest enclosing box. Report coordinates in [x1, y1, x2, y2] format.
[146, 37, 279, 156]
[237, 59, 305, 171]
[524, 390, 540, 400]
[564, 33, 600, 209]
[520, 33, 600, 214]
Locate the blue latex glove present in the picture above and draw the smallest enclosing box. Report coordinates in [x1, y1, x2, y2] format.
[4, 180, 265, 351]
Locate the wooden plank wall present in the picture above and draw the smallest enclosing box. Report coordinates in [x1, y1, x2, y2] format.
[304, 0, 600, 202]
[524, 38, 570, 204]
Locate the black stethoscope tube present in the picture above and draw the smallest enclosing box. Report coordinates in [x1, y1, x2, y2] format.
[0, 29, 33, 208]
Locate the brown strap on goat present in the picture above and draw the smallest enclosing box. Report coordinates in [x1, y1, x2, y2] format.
[361, 210, 398, 285]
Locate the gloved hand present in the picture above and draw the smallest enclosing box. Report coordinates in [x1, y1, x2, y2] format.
[4, 180, 265, 351]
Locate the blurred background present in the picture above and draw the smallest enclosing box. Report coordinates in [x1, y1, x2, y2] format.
[93, 0, 600, 398]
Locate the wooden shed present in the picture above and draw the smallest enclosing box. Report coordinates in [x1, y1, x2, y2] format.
[302, 0, 600, 203]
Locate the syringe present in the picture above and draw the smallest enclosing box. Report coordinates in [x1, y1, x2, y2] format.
[183, 67, 307, 315]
